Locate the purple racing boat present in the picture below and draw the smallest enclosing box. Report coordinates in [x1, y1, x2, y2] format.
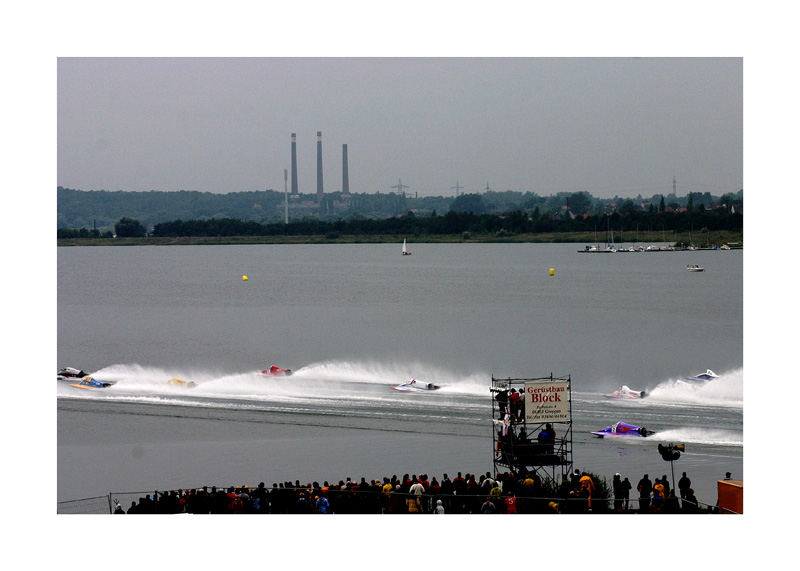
[591, 421, 654, 438]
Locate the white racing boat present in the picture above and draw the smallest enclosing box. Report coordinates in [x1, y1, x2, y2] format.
[392, 378, 439, 392]
[57, 366, 89, 381]
[683, 369, 719, 383]
[604, 385, 646, 399]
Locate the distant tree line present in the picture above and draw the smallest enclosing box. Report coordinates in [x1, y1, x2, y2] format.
[57, 216, 147, 239]
[140, 207, 741, 239]
[57, 186, 743, 235]
[57, 199, 742, 240]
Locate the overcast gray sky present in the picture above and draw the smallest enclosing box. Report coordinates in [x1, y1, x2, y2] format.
[57, 57, 741, 199]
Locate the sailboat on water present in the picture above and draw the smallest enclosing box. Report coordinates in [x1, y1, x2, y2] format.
[402, 239, 412, 256]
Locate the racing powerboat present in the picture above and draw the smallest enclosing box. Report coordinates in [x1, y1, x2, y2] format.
[591, 421, 654, 438]
[57, 366, 89, 381]
[684, 369, 719, 383]
[165, 377, 197, 388]
[392, 378, 440, 392]
[260, 365, 293, 377]
[69, 376, 114, 390]
[604, 385, 647, 399]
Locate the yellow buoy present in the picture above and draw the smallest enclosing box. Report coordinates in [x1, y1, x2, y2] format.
[242, 275, 248, 281]
[549, 268, 555, 276]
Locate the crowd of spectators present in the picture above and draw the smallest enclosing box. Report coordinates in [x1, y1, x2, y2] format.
[115, 468, 710, 514]
[619, 470, 703, 513]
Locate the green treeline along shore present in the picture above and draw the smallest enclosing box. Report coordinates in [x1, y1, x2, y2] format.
[57, 187, 743, 248]
[57, 191, 743, 247]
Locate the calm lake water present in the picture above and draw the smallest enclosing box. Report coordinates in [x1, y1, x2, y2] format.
[57, 243, 742, 511]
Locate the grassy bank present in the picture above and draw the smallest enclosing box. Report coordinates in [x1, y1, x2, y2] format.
[57, 230, 743, 247]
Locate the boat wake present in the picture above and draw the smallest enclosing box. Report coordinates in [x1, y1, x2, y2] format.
[55, 359, 493, 408]
[644, 368, 743, 408]
[599, 368, 743, 409]
[649, 427, 743, 447]
[291, 360, 490, 394]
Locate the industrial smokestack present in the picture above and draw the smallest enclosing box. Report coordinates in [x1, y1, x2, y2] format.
[342, 144, 349, 195]
[316, 131, 324, 203]
[284, 169, 288, 224]
[290, 133, 298, 195]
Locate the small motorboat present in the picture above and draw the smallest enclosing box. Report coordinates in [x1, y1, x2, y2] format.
[165, 377, 197, 388]
[260, 365, 293, 377]
[684, 369, 719, 383]
[69, 376, 114, 390]
[57, 366, 89, 381]
[591, 421, 654, 438]
[604, 385, 646, 399]
[686, 264, 705, 272]
[392, 378, 439, 392]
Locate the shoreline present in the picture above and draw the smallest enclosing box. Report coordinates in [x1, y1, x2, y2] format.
[56, 231, 744, 247]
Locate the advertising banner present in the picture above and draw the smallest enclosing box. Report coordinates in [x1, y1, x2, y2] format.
[524, 380, 570, 423]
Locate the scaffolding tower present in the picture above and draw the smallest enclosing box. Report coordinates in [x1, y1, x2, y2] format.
[491, 374, 574, 486]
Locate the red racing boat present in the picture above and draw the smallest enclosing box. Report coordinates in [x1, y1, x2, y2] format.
[260, 365, 293, 377]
